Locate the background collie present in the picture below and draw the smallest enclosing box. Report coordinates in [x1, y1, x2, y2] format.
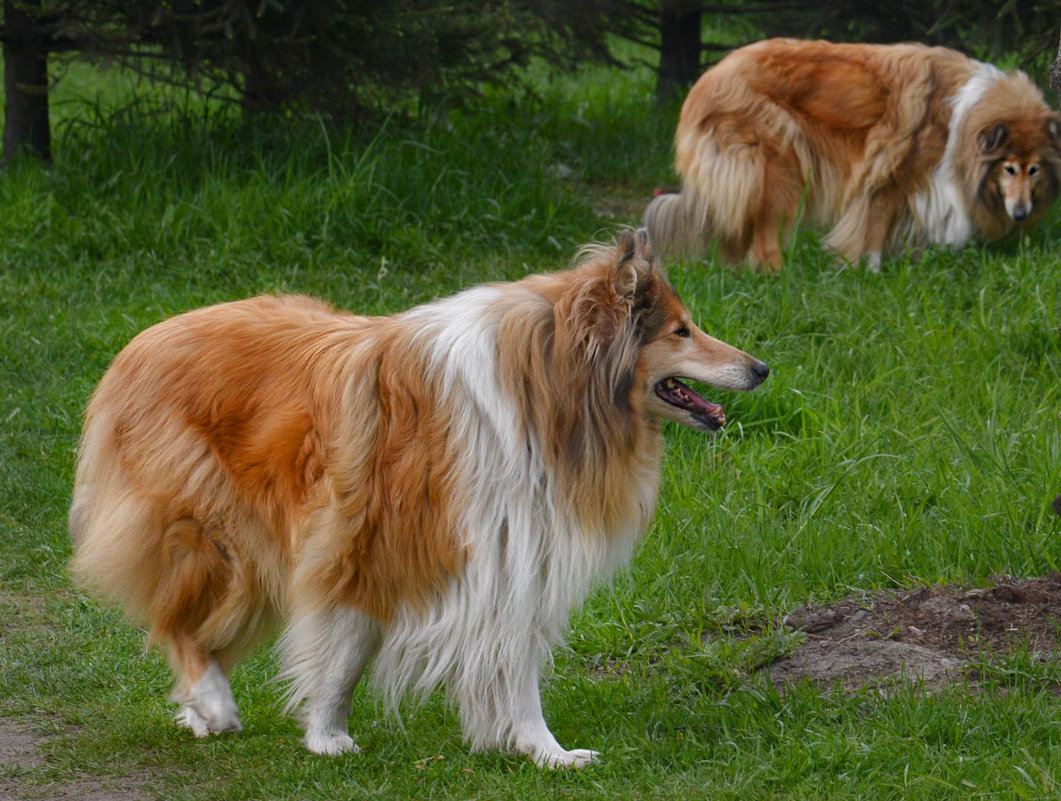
[645, 38, 1061, 271]
[69, 230, 768, 768]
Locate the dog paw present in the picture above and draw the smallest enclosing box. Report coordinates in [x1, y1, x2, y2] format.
[176, 705, 211, 738]
[533, 747, 599, 769]
[176, 702, 243, 737]
[304, 730, 360, 756]
[176, 662, 243, 736]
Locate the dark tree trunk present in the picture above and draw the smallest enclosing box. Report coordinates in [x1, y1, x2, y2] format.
[3, 0, 51, 164]
[1050, 27, 1061, 107]
[656, 2, 701, 105]
[241, 58, 284, 115]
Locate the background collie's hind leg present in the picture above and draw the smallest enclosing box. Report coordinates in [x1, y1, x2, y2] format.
[278, 607, 381, 755]
[749, 157, 802, 271]
[862, 187, 903, 272]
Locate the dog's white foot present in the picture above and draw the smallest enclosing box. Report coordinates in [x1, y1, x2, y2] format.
[175, 704, 212, 738]
[175, 661, 243, 736]
[176, 703, 242, 737]
[533, 746, 599, 769]
[304, 728, 359, 756]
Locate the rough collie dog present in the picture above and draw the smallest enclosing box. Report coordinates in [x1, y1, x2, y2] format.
[645, 38, 1061, 271]
[69, 230, 768, 768]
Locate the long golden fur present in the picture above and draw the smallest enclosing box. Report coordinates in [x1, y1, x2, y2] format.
[69, 230, 768, 767]
[645, 38, 1061, 271]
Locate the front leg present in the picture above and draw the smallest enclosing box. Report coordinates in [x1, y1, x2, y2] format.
[461, 652, 598, 769]
[278, 606, 381, 755]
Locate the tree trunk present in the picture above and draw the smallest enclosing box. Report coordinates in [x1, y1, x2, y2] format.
[3, 0, 51, 164]
[241, 57, 284, 115]
[656, 1, 701, 106]
[1050, 27, 1061, 107]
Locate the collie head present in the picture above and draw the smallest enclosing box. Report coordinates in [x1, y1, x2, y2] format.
[524, 228, 768, 440]
[962, 72, 1061, 240]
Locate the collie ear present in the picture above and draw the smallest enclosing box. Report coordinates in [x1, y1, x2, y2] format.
[978, 122, 1009, 155]
[1047, 116, 1061, 149]
[614, 228, 655, 301]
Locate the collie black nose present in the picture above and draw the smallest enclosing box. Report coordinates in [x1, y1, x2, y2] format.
[1012, 206, 1029, 222]
[751, 360, 770, 383]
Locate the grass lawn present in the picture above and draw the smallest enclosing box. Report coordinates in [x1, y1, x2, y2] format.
[3, 53, 1061, 800]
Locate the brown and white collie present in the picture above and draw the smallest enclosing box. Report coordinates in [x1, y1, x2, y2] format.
[645, 38, 1061, 271]
[69, 230, 768, 768]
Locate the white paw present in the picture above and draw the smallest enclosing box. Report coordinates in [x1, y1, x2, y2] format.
[176, 705, 212, 738]
[533, 747, 599, 769]
[175, 663, 243, 737]
[304, 729, 360, 756]
[176, 703, 243, 736]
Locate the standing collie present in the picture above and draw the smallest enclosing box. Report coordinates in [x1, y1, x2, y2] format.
[69, 230, 768, 768]
[645, 38, 1061, 271]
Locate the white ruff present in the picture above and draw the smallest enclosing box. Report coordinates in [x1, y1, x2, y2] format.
[369, 287, 655, 759]
[907, 62, 1003, 248]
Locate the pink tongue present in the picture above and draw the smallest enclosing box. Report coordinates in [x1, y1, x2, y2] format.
[701, 399, 725, 427]
[658, 378, 725, 426]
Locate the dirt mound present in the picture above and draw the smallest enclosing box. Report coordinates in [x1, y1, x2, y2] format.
[767, 573, 1061, 692]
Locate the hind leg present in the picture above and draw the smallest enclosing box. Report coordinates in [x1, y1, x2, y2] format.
[748, 155, 802, 272]
[862, 187, 903, 272]
[151, 517, 274, 738]
[168, 635, 243, 736]
[716, 229, 751, 266]
[279, 607, 381, 755]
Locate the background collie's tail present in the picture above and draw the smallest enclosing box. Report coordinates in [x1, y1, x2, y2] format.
[643, 190, 710, 261]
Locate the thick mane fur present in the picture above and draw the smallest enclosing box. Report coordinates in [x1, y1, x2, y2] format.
[497, 230, 667, 532]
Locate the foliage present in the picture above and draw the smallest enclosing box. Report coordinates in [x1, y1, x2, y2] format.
[755, 0, 1061, 71]
[17, 0, 630, 118]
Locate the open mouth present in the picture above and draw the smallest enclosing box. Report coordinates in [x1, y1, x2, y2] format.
[654, 377, 725, 430]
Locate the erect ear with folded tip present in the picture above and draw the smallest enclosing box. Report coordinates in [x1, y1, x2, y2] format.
[613, 228, 656, 300]
[1047, 117, 1061, 149]
[978, 122, 1009, 154]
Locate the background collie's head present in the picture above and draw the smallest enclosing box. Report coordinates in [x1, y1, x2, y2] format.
[963, 73, 1061, 240]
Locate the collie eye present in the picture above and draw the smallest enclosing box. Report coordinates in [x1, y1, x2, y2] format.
[1029, 164, 1040, 176]
[1004, 164, 1018, 176]
[675, 325, 691, 338]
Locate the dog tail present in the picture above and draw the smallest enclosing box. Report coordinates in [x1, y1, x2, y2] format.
[69, 422, 256, 654]
[643, 190, 711, 260]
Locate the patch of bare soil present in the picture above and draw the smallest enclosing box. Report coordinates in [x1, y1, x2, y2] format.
[0, 717, 151, 801]
[767, 573, 1061, 692]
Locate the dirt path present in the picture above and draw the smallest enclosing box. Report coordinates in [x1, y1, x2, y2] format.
[0, 717, 148, 800]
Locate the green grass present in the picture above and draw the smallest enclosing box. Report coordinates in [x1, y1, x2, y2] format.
[3, 54, 1061, 800]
